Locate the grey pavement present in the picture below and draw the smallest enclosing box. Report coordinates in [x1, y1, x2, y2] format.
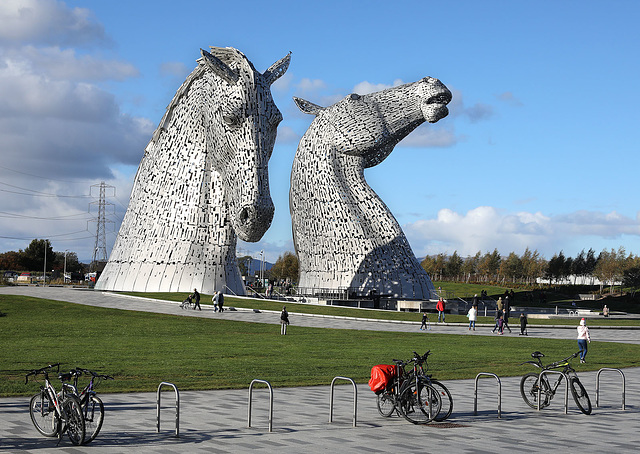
[1, 287, 640, 452]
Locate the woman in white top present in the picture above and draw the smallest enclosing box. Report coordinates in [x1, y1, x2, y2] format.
[577, 318, 591, 363]
[467, 305, 478, 331]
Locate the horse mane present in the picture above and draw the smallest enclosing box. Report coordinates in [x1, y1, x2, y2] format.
[148, 47, 253, 145]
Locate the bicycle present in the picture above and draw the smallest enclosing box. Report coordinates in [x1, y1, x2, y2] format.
[60, 368, 113, 443]
[413, 351, 453, 421]
[375, 353, 442, 424]
[25, 364, 86, 445]
[520, 351, 592, 415]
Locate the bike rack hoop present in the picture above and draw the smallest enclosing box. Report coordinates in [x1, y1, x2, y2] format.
[596, 368, 625, 410]
[248, 379, 273, 432]
[329, 376, 358, 427]
[156, 382, 180, 437]
[474, 373, 501, 419]
[538, 370, 569, 414]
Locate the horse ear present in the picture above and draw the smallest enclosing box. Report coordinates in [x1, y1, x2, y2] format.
[263, 52, 291, 85]
[200, 48, 239, 84]
[293, 97, 324, 116]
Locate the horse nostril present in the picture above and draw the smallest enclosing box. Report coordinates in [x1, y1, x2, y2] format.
[239, 207, 250, 225]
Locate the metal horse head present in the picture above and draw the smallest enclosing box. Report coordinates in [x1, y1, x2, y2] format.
[96, 47, 289, 294]
[290, 77, 451, 299]
[200, 47, 290, 241]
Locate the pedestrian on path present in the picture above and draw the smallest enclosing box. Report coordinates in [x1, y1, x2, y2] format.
[217, 291, 224, 312]
[436, 298, 446, 323]
[212, 292, 219, 312]
[420, 312, 429, 330]
[492, 308, 503, 333]
[192, 288, 201, 311]
[467, 305, 477, 331]
[280, 306, 289, 335]
[519, 313, 528, 335]
[503, 309, 513, 333]
[577, 318, 591, 363]
[603, 305, 610, 317]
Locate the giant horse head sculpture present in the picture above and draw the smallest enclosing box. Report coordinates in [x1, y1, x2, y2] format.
[96, 47, 290, 295]
[290, 77, 451, 299]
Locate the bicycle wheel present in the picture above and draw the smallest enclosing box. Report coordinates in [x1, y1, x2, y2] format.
[430, 380, 453, 421]
[82, 395, 105, 443]
[61, 396, 85, 446]
[29, 392, 60, 437]
[570, 377, 592, 415]
[376, 389, 396, 417]
[398, 381, 441, 424]
[520, 373, 551, 409]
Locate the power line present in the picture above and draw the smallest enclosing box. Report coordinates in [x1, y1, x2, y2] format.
[0, 164, 98, 184]
[0, 181, 92, 199]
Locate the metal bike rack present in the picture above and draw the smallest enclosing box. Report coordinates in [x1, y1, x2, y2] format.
[329, 376, 358, 427]
[474, 373, 501, 418]
[248, 379, 273, 432]
[538, 370, 568, 414]
[596, 368, 625, 410]
[156, 382, 180, 437]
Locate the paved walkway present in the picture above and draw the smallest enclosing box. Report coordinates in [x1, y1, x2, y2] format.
[1, 287, 639, 452]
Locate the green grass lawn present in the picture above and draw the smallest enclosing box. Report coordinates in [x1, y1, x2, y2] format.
[1, 295, 639, 397]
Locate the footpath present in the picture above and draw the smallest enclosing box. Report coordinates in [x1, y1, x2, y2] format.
[1, 286, 639, 453]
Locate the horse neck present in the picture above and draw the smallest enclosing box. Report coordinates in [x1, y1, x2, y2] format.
[292, 129, 403, 246]
[131, 73, 235, 257]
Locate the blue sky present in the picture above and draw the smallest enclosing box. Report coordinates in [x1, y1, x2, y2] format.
[1, 0, 639, 263]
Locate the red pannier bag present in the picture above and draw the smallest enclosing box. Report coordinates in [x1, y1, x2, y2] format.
[369, 364, 400, 394]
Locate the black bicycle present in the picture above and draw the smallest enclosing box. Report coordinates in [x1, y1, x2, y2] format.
[413, 351, 453, 421]
[60, 368, 113, 443]
[375, 353, 442, 424]
[520, 351, 592, 415]
[26, 364, 85, 445]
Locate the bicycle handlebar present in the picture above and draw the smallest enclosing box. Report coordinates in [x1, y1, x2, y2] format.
[25, 363, 61, 384]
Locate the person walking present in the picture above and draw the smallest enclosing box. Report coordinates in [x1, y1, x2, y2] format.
[420, 312, 429, 330]
[503, 308, 513, 333]
[492, 308, 503, 333]
[603, 305, 609, 317]
[212, 292, 219, 312]
[436, 298, 446, 323]
[519, 313, 528, 335]
[280, 306, 289, 335]
[467, 305, 477, 331]
[577, 318, 591, 363]
[217, 291, 224, 312]
[192, 288, 201, 311]
[496, 297, 503, 312]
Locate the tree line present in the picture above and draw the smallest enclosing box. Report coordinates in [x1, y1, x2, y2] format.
[420, 247, 640, 293]
[0, 239, 84, 274]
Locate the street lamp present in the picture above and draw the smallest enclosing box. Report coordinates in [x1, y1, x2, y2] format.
[43, 239, 48, 286]
[260, 250, 264, 286]
[63, 250, 69, 284]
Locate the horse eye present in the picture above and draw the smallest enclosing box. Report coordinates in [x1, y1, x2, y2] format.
[223, 114, 241, 128]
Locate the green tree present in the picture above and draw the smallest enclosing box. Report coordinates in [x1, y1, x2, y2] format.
[269, 252, 299, 283]
[461, 251, 481, 282]
[236, 255, 253, 277]
[445, 251, 463, 280]
[500, 252, 523, 283]
[21, 239, 54, 272]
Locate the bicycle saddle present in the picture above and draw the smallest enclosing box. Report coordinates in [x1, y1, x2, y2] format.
[531, 351, 545, 358]
[58, 372, 73, 381]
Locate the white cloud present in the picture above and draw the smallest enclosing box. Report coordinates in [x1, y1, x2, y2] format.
[398, 124, 457, 148]
[352, 79, 404, 95]
[403, 206, 640, 258]
[0, 0, 107, 47]
[274, 125, 300, 145]
[296, 77, 326, 94]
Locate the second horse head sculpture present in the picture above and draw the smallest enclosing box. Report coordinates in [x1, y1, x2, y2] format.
[290, 77, 451, 299]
